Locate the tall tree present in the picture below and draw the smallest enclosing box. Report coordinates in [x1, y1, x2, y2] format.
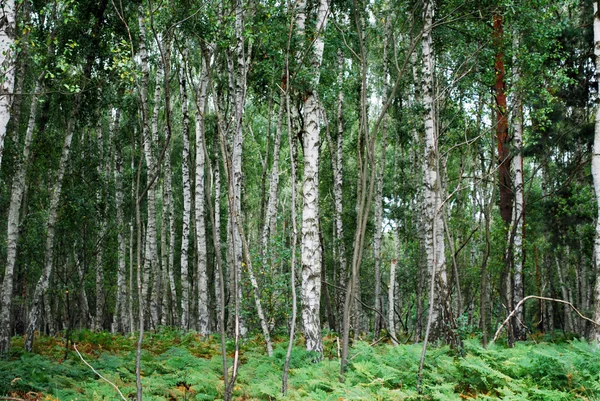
[0, 0, 16, 167]
[25, 98, 82, 352]
[592, 0, 600, 343]
[299, 0, 329, 356]
[0, 79, 42, 354]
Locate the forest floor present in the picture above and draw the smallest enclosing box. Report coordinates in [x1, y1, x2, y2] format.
[1, 329, 600, 400]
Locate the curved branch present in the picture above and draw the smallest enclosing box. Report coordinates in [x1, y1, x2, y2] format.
[74, 344, 128, 401]
[490, 295, 600, 346]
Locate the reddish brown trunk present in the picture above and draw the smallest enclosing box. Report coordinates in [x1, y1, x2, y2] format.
[494, 12, 512, 227]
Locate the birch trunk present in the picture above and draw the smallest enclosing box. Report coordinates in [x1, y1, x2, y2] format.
[25, 99, 80, 352]
[421, 0, 448, 342]
[137, 13, 151, 332]
[282, 89, 298, 393]
[144, 66, 162, 329]
[167, 149, 178, 327]
[332, 49, 347, 329]
[300, 0, 329, 356]
[223, 0, 250, 338]
[373, 18, 391, 335]
[511, 34, 525, 340]
[160, 182, 168, 327]
[94, 122, 105, 331]
[213, 128, 222, 331]
[0, 0, 16, 167]
[112, 109, 128, 333]
[592, 0, 600, 343]
[0, 81, 41, 354]
[195, 59, 209, 334]
[388, 258, 398, 344]
[261, 93, 284, 264]
[180, 59, 192, 330]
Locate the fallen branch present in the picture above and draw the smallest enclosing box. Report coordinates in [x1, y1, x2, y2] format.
[0, 397, 27, 401]
[491, 295, 600, 345]
[73, 344, 128, 401]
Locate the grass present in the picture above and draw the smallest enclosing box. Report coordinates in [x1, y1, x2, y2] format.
[1, 330, 600, 400]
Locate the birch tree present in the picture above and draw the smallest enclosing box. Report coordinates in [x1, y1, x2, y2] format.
[421, 0, 449, 342]
[0, 0, 16, 167]
[180, 55, 193, 329]
[25, 98, 82, 352]
[194, 55, 209, 334]
[511, 35, 525, 341]
[299, 0, 329, 356]
[592, 0, 600, 343]
[111, 109, 129, 334]
[0, 80, 41, 354]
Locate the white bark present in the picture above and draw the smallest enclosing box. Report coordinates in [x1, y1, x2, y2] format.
[180, 60, 192, 329]
[0, 81, 40, 354]
[166, 147, 178, 327]
[112, 110, 128, 333]
[329, 49, 347, 328]
[143, 65, 162, 329]
[195, 59, 209, 334]
[300, 0, 329, 354]
[422, 0, 448, 340]
[213, 129, 222, 330]
[0, 0, 16, 167]
[25, 99, 80, 352]
[373, 19, 391, 334]
[94, 122, 105, 331]
[388, 259, 398, 344]
[511, 34, 525, 339]
[160, 192, 168, 326]
[261, 94, 285, 262]
[592, 0, 600, 342]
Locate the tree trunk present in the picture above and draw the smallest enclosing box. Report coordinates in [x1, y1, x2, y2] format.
[421, 0, 448, 342]
[180, 58, 193, 330]
[213, 127, 222, 331]
[300, 0, 329, 356]
[373, 16, 391, 338]
[94, 122, 106, 331]
[282, 88, 298, 393]
[323, 48, 347, 331]
[25, 98, 81, 352]
[0, 80, 41, 354]
[0, 0, 16, 167]
[261, 93, 284, 265]
[592, 0, 600, 343]
[167, 147, 178, 327]
[195, 57, 210, 334]
[112, 109, 129, 334]
[511, 34, 525, 340]
[388, 258, 398, 344]
[494, 11, 512, 228]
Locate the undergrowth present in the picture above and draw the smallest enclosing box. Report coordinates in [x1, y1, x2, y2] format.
[1, 330, 600, 400]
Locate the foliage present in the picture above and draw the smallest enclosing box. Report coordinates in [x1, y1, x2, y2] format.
[2, 332, 600, 400]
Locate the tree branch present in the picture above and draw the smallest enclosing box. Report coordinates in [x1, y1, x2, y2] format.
[73, 344, 128, 401]
[490, 295, 600, 345]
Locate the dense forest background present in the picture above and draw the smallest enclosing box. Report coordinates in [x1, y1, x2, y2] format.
[0, 0, 599, 398]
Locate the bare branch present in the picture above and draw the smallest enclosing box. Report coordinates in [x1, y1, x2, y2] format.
[73, 344, 128, 401]
[491, 295, 600, 345]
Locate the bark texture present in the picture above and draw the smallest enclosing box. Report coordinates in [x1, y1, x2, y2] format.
[422, 0, 448, 341]
[25, 100, 80, 352]
[300, 0, 329, 356]
[0, 0, 16, 167]
[0, 81, 40, 354]
[592, 0, 600, 343]
[195, 59, 209, 334]
[180, 60, 192, 329]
